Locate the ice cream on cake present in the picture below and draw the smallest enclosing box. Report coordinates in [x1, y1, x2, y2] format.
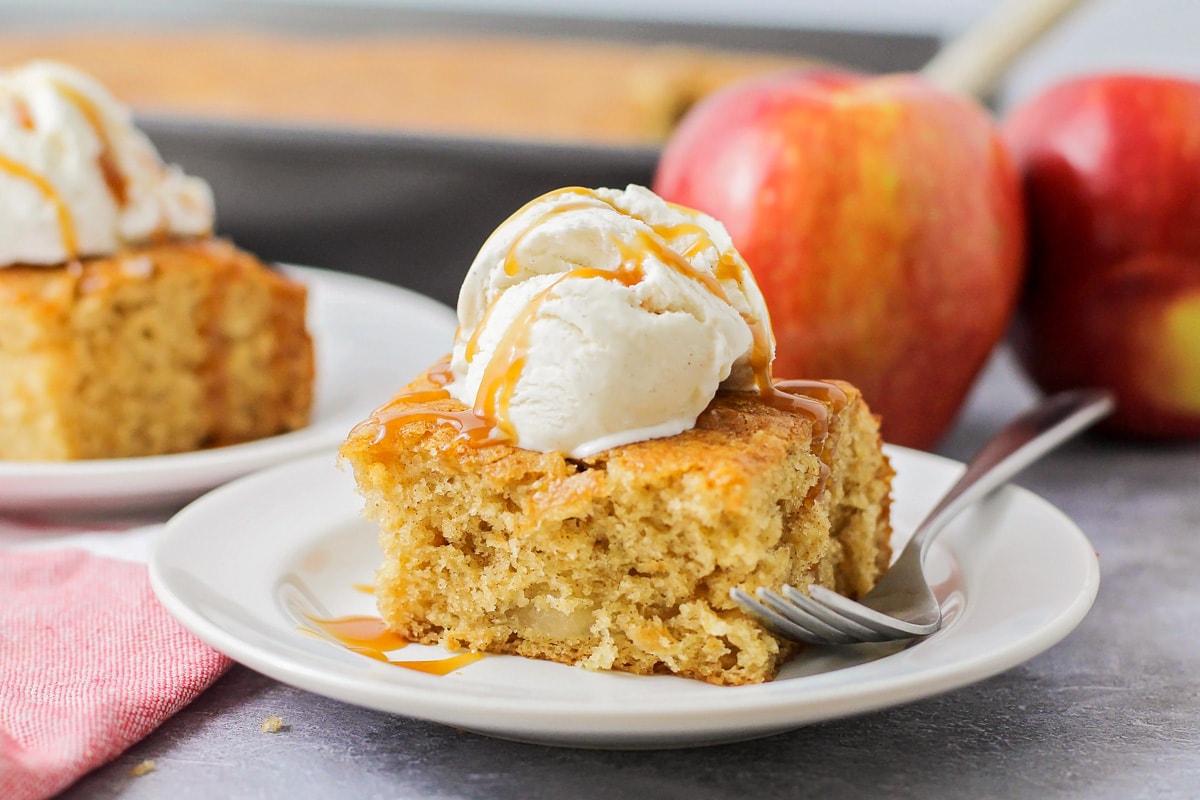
[447, 184, 772, 456]
[341, 185, 893, 685]
[0, 61, 313, 460]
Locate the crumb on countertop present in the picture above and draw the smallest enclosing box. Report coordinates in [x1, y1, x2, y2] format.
[129, 759, 156, 777]
[260, 715, 286, 733]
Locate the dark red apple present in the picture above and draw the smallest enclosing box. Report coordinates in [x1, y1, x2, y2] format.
[653, 68, 1025, 449]
[1006, 74, 1200, 438]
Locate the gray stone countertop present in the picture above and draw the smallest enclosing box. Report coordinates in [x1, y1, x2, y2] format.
[58, 348, 1200, 799]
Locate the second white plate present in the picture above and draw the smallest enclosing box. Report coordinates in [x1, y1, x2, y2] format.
[151, 446, 1100, 748]
[0, 266, 457, 512]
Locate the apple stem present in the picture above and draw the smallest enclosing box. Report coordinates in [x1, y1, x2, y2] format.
[920, 0, 1093, 99]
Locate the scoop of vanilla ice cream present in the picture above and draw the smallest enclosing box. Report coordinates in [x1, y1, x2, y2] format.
[448, 184, 775, 457]
[0, 61, 214, 266]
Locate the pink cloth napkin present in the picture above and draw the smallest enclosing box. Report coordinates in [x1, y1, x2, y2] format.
[0, 548, 230, 800]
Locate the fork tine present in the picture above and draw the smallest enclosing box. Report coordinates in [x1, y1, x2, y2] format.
[729, 588, 830, 646]
[780, 585, 894, 643]
[808, 585, 941, 637]
[756, 589, 860, 645]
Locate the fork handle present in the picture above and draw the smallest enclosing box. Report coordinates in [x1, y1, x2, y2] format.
[910, 389, 1115, 558]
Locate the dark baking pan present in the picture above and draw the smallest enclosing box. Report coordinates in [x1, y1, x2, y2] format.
[2, 3, 938, 308]
[145, 120, 662, 309]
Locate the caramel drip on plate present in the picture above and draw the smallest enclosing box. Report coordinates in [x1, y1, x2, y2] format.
[390, 652, 485, 676]
[302, 614, 408, 661]
[300, 612, 483, 675]
[0, 154, 78, 257]
[53, 81, 129, 206]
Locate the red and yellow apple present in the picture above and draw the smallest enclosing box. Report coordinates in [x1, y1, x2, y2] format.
[1005, 74, 1200, 439]
[653, 68, 1024, 448]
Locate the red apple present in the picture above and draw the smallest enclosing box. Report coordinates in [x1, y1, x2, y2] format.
[653, 68, 1024, 449]
[1005, 74, 1200, 439]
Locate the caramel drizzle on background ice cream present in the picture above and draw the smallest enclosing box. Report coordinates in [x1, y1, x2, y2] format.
[53, 80, 129, 207]
[362, 187, 847, 477]
[11, 96, 34, 131]
[0, 78, 137, 261]
[0, 154, 78, 257]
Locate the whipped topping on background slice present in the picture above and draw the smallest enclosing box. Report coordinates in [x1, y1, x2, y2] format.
[0, 60, 214, 266]
[448, 184, 775, 458]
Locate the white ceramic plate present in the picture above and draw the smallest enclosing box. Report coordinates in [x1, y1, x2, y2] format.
[0, 267, 456, 513]
[151, 447, 1099, 749]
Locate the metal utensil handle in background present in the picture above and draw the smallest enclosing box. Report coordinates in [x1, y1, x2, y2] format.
[912, 389, 1115, 560]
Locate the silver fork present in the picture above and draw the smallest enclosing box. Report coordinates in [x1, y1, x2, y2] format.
[731, 389, 1115, 646]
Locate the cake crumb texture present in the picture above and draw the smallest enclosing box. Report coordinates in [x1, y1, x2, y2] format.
[0, 239, 313, 460]
[341, 378, 892, 685]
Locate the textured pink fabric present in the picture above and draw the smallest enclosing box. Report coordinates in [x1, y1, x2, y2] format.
[0, 549, 230, 800]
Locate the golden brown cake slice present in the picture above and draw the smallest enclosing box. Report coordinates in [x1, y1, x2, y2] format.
[0, 239, 313, 460]
[340, 367, 892, 686]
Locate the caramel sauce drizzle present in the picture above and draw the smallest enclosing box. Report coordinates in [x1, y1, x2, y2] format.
[301, 614, 408, 661]
[473, 281, 546, 441]
[487, 185, 599, 242]
[363, 187, 846, 492]
[360, 355, 503, 447]
[52, 81, 129, 207]
[0, 154, 78, 257]
[0, 79, 134, 260]
[770, 380, 850, 495]
[300, 612, 484, 675]
[463, 299, 496, 364]
[12, 97, 35, 131]
[500, 198, 613, 278]
[391, 652, 486, 676]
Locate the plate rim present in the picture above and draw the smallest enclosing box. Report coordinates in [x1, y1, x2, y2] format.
[150, 445, 1100, 743]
